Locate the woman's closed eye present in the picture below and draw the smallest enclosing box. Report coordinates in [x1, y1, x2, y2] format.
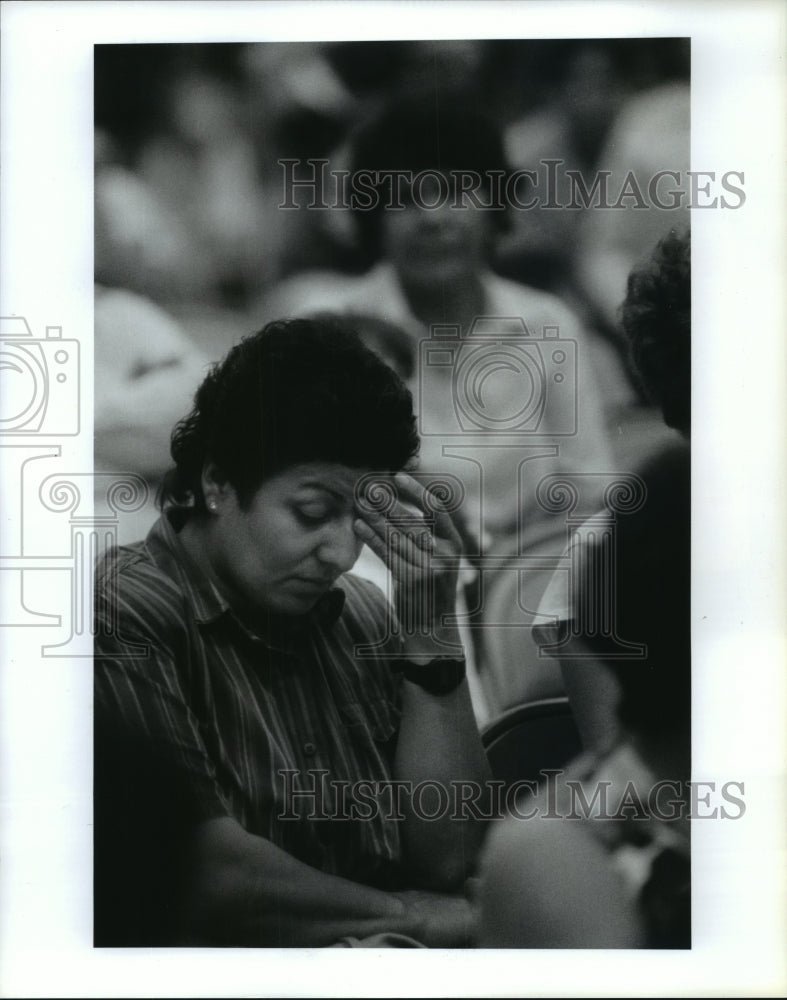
[292, 502, 333, 526]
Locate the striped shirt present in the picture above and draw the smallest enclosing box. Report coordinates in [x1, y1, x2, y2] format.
[94, 511, 405, 944]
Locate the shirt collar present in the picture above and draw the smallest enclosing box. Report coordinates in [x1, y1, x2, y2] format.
[145, 511, 346, 644]
[370, 261, 494, 330]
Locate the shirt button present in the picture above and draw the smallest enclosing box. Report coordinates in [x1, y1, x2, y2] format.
[303, 742, 317, 757]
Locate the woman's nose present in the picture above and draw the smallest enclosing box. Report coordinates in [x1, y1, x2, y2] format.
[316, 517, 363, 573]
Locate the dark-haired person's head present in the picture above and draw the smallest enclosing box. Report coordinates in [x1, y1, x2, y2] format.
[160, 316, 418, 514]
[309, 310, 416, 383]
[158, 317, 419, 617]
[621, 228, 690, 436]
[349, 92, 511, 283]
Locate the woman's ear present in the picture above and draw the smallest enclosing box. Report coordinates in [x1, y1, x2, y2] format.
[201, 462, 233, 513]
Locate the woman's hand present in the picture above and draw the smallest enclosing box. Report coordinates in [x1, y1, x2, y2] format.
[353, 472, 464, 659]
[393, 888, 478, 948]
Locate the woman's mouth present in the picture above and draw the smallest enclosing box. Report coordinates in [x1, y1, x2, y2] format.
[288, 576, 334, 590]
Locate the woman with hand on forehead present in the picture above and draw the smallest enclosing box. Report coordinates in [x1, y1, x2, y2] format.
[94, 316, 491, 948]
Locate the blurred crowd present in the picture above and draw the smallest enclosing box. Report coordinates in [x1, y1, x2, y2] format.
[95, 38, 689, 330]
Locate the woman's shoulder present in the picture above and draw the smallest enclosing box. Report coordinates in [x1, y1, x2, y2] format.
[94, 533, 194, 641]
[96, 535, 178, 592]
[96, 538, 157, 592]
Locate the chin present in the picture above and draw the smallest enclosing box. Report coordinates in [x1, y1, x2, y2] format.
[271, 592, 322, 616]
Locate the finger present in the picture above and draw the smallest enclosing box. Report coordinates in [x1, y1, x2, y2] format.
[356, 473, 442, 538]
[393, 473, 463, 548]
[389, 530, 431, 580]
[381, 525, 433, 578]
[356, 502, 433, 551]
[353, 517, 387, 563]
[357, 484, 427, 532]
[353, 518, 432, 577]
[354, 486, 434, 555]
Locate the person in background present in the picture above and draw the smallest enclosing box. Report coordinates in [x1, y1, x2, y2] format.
[479, 226, 691, 715]
[479, 228, 691, 948]
[260, 90, 613, 549]
[94, 285, 212, 544]
[575, 84, 691, 342]
[620, 227, 690, 439]
[94, 287, 211, 476]
[544, 227, 691, 757]
[479, 443, 690, 948]
[94, 316, 490, 948]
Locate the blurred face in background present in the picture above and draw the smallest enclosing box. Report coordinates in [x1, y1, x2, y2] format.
[380, 172, 493, 289]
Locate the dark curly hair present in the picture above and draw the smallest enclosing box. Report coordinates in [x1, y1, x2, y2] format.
[309, 310, 415, 382]
[349, 90, 512, 260]
[158, 316, 419, 512]
[620, 228, 691, 435]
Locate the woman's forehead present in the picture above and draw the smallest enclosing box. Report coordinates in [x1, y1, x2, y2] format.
[275, 462, 372, 498]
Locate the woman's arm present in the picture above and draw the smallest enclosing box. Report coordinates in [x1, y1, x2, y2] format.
[392, 678, 493, 891]
[181, 815, 476, 947]
[354, 474, 493, 892]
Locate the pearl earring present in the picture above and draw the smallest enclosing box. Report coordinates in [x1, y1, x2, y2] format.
[207, 499, 217, 512]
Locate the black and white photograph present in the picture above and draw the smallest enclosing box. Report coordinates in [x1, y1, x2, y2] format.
[1, 1, 785, 996]
[92, 34, 695, 950]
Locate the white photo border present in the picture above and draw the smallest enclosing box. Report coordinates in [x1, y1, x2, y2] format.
[1, 1, 785, 996]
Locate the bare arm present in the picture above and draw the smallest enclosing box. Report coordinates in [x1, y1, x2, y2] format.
[180, 815, 476, 947]
[392, 678, 492, 890]
[354, 474, 493, 892]
[479, 806, 643, 948]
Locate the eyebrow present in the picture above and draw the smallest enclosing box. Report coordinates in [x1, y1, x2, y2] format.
[293, 482, 349, 502]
